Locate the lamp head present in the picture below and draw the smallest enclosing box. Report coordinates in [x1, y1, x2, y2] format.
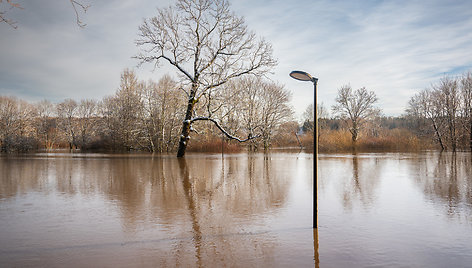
[290, 70, 317, 82]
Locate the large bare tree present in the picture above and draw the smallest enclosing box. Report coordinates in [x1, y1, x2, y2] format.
[332, 85, 379, 142]
[136, 0, 276, 157]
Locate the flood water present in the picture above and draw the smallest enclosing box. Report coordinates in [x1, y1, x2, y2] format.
[0, 151, 471, 267]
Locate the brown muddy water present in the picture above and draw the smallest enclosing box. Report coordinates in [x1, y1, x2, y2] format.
[0, 151, 471, 267]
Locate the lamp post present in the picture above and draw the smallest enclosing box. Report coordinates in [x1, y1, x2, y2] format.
[290, 70, 318, 229]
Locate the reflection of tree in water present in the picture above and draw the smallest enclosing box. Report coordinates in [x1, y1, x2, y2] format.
[0, 157, 48, 199]
[411, 152, 472, 220]
[0, 154, 294, 266]
[342, 154, 383, 211]
[0, 156, 87, 199]
[159, 154, 291, 266]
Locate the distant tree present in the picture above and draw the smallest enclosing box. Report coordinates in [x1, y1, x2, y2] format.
[136, 0, 276, 157]
[141, 75, 184, 152]
[0, 96, 37, 152]
[76, 98, 97, 149]
[234, 77, 292, 150]
[56, 98, 78, 150]
[436, 77, 460, 151]
[114, 69, 144, 151]
[0, 96, 20, 151]
[33, 100, 58, 150]
[332, 85, 379, 142]
[302, 104, 314, 132]
[407, 88, 447, 150]
[272, 121, 300, 148]
[302, 102, 329, 133]
[100, 95, 120, 148]
[99, 70, 144, 151]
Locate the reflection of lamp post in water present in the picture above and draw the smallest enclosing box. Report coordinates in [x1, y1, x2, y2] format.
[289, 70, 318, 229]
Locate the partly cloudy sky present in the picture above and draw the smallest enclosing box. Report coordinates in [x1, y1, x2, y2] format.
[1, 0, 472, 118]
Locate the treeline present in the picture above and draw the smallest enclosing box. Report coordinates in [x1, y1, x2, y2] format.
[0, 69, 293, 153]
[2, 71, 472, 153]
[298, 73, 472, 152]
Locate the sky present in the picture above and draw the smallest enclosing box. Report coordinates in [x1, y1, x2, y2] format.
[1, 0, 472, 119]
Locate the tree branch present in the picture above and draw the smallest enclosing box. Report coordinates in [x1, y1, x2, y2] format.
[1, 0, 22, 29]
[69, 0, 90, 28]
[190, 116, 260, 142]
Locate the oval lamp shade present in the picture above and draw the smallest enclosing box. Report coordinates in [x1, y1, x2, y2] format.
[290, 70, 313, 81]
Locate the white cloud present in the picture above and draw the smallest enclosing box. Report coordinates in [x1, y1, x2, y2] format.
[1, 0, 472, 118]
[230, 0, 472, 118]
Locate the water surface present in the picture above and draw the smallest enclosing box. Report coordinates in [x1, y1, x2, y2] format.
[0, 152, 471, 267]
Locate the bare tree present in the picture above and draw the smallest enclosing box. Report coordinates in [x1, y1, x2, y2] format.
[0, 96, 19, 151]
[136, 0, 276, 157]
[255, 80, 293, 150]
[56, 98, 78, 150]
[407, 88, 446, 150]
[33, 100, 58, 150]
[76, 98, 97, 149]
[302, 102, 329, 134]
[460, 72, 472, 151]
[0, 96, 37, 152]
[140, 80, 160, 152]
[99, 95, 120, 148]
[227, 77, 292, 150]
[114, 69, 145, 151]
[141, 75, 184, 152]
[332, 85, 379, 142]
[436, 77, 460, 151]
[97, 70, 144, 151]
[302, 104, 314, 127]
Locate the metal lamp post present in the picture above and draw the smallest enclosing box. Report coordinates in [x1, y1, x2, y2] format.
[290, 70, 318, 229]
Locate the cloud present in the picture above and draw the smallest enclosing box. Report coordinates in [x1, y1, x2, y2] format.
[233, 0, 472, 117]
[1, 0, 472, 118]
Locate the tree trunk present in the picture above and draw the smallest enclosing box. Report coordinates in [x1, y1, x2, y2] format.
[431, 119, 445, 151]
[448, 117, 457, 152]
[177, 85, 197, 158]
[350, 121, 359, 142]
[470, 120, 472, 151]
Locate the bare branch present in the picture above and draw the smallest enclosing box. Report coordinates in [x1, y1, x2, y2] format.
[0, 0, 23, 29]
[1, 0, 90, 28]
[191, 116, 260, 142]
[69, 0, 90, 28]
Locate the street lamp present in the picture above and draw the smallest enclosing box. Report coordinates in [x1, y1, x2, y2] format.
[290, 70, 318, 229]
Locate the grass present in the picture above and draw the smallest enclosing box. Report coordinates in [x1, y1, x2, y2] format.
[310, 128, 431, 153]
